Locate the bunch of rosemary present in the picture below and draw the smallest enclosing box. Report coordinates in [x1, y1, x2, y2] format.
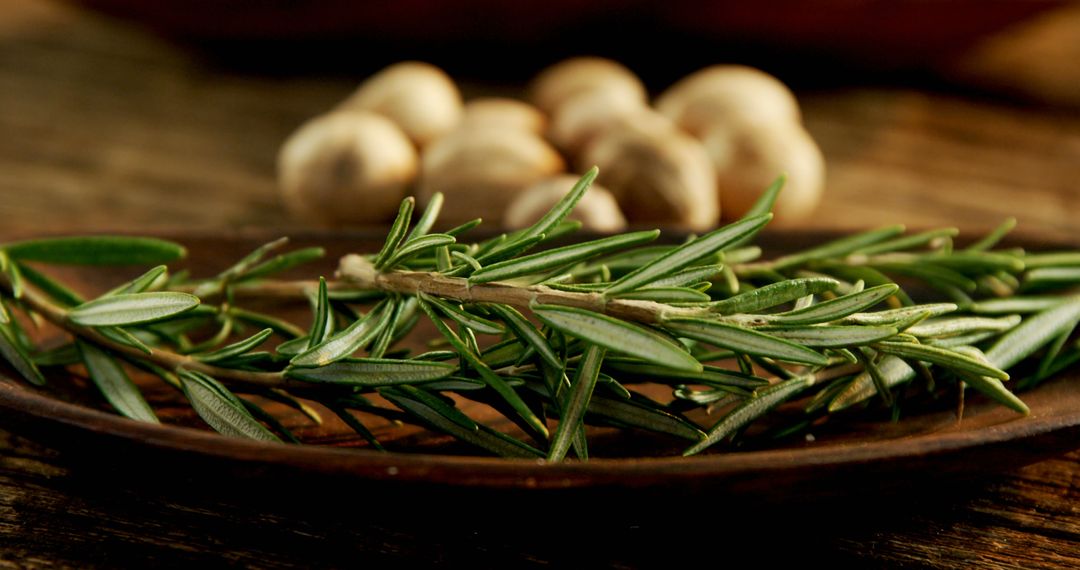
[2, 168, 1079, 460]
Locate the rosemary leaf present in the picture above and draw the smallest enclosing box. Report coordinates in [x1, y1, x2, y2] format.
[605, 214, 772, 296]
[238, 247, 325, 282]
[489, 167, 597, 259]
[0, 322, 45, 385]
[875, 341, 1009, 380]
[77, 340, 158, 423]
[829, 356, 915, 412]
[603, 357, 765, 390]
[4, 236, 186, 265]
[1023, 252, 1080, 269]
[240, 399, 301, 443]
[179, 370, 281, 442]
[419, 297, 549, 437]
[906, 315, 1021, 339]
[770, 225, 906, 270]
[472, 235, 547, 266]
[383, 234, 456, 270]
[984, 299, 1080, 369]
[445, 218, 483, 237]
[104, 265, 168, 297]
[854, 348, 894, 405]
[853, 228, 959, 256]
[966, 218, 1016, 252]
[69, 292, 200, 326]
[387, 384, 478, 431]
[767, 284, 900, 325]
[286, 358, 455, 386]
[306, 277, 331, 348]
[533, 304, 702, 372]
[709, 277, 840, 314]
[686, 374, 816, 456]
[424, 295, 504, 335]
[275, 335, 311, 357]
[588, 394, 705, 441]
[374, 197, 415, 269]
[229, 307, 305, 339]
[970, 296, 1067, 314]
[1, 254, 23, 299]
[327, 404, 384, 451]
[548, 344, 605, 461]
[484, 304, 562, 372]
[406, 192, 444, 241]
[872, 262, 977, 293]
[96, 326, 152, 355]
[726, 175, 785, 251]
[261, 388, 323, 425]
[645, 265, 723, 289]
[842, 303, 958, 325]
[952, 346, 1029, 414]
[664, 318, 828, 365]
[469, 230, 659, 284]
[763, 325, 899, 348]
[290, 300, 392, 367]
[380, 386, 543, 458]
[613, 287, 712, 303]
[194, 328, 274, 364]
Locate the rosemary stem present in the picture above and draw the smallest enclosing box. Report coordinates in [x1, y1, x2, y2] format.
[14, 282, 293, 389]
[335, 254, 710, 324]
[185, 257, 720, 325]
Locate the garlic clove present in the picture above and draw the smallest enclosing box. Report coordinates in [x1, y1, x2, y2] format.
[548, 88, 648, 157]
[460, 98, 547, 136]
[581, 111, 719, 231]
[529, 57, 647, 116]
[338, 61, 463, 148]
[417, 128, 566, 225]
[504, 174, 627, 233]
[701, 121, 825, 223]
[278, 110, 418, 226]
[656, 65, 801, 137]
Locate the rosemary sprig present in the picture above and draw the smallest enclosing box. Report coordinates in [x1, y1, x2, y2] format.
[2, 171, 1080, 461]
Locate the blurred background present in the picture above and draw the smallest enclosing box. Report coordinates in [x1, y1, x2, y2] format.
[1, 0, 1079, 238]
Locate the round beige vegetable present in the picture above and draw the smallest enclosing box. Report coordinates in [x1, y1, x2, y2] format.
[548, 88, 648, 156]
[656, 65, 801, 137]
[338, 61, 462, 148]
[504, 175, 627, 232]
[278, 110, 418, 226]
[701, 121, 824, 222]
[460, 98, 547, 136]
[581, 112, 719, 231]
[417, 129, 565, 224]
[529, 57, 647, 116]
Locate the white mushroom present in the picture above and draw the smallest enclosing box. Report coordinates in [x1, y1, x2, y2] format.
[656, 65, 801, 137]
[278, 110, 418, 226]
[338, 61, 463, 148]
[504, 175, 627, 232]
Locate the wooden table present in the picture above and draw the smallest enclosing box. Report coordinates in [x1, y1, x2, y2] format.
[1, 2, 1079, 567]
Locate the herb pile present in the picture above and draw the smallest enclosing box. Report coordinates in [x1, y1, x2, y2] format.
[2, 169, 1079, 460]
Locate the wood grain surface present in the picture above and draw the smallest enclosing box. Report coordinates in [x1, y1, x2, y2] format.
[1, 1, 1079, 567]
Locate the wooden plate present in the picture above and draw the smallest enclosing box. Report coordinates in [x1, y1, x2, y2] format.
[1, 231, 1078, 503]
